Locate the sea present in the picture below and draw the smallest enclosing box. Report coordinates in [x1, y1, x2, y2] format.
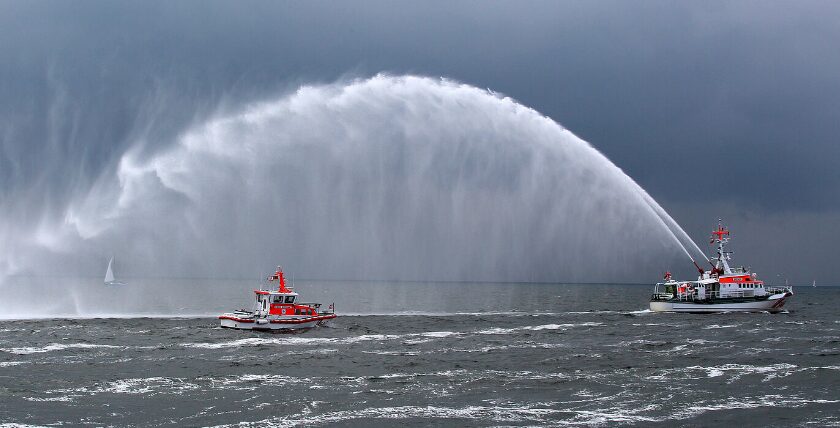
[0, 279, 838, 427]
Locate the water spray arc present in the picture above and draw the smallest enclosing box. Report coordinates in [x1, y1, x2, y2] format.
[638, 192, 710, 273]
[3, 75, 698, 307]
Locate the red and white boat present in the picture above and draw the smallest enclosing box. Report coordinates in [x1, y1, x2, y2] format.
[219, 266, 336, 331]
[650, 220, 793, 313]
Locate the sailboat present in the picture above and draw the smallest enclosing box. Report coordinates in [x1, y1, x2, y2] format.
[104, 256, 126, 286]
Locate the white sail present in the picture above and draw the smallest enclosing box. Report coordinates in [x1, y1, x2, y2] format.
[104, 257, 115, 284]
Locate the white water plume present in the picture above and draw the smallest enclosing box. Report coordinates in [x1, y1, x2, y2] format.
[640, 194, 709, 263]
[3, 74, 698, 286]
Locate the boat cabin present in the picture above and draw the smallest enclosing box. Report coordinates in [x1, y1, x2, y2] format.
[254, 290, 319, 317]
[252, 267, 322, 318]
[657, 274, 769, 301]
[717, 274, 766, 298]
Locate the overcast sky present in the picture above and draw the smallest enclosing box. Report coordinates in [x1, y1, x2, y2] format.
[1, 1, 838, 283]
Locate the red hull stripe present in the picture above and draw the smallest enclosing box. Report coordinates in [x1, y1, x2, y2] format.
[270, 315, 336, 324]
[218, 315, 255, 323]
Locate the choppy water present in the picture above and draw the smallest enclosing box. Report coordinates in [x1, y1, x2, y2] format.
[0, 282, 838, 427]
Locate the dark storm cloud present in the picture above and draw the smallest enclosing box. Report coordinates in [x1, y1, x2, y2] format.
[0, 1, 838, 282]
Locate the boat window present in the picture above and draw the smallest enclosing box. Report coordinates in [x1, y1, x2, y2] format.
[285, 295, 295, 303]
[272, 295, 284, 303]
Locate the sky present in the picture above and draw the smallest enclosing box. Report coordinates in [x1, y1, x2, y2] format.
[1, 1, 838, 284]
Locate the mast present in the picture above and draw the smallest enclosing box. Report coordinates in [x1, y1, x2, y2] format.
[268, 266, 291, 293]
[709, 219, 732, 276]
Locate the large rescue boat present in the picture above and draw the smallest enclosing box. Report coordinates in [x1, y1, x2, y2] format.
[219, 266, 336, 331]
[650, 220, 793, 313]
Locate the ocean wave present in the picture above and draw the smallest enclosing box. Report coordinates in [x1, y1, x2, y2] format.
[362, 350, 419, 356]
[24, 396, 74, 402]
[210, 398, 672, 427]
[0, 424, 51, 428]
[211, 403, 562, 427]
[448, 342, 568, 353]
[183, 322, 603, 349]
[206, 374, 315, 390]
[623, 309, 653, 315]
[182, 334, 402, 349]
[51, 376, 201, 396]
[683, 363, 798, 382]
[678, 395, 840, 418]
[0, 343, 121, 355]
[474, 322, 603, 335]
[702, 324, 738, 329]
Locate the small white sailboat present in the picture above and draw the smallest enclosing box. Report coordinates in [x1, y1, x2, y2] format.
[812, 280, 816, 288]
[104, 256, 126, 286]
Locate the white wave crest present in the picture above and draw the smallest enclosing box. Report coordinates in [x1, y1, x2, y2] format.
[1, 343, 121, 355]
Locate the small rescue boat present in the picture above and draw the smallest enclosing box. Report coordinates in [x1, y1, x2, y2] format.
[650, 220, 793, 313]
[219, 266, 336, 331]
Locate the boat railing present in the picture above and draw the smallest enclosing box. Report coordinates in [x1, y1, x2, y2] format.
[653, 282, 707, 301]
[725, 290, 746, 298]
[677, 292, 695, 302]
[721, 289, 758, 298]
[299, 302, 336, 315]
[298, 302, 322, 309]
[765, 286, 792, 294]
[651, 292, 673, 301]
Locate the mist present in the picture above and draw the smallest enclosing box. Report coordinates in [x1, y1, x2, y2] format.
[2, 2, 838, 291]
[1, 75, 694, 288]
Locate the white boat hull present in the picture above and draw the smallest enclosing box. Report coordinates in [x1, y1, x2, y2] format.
[650, 292, 792, 313]
[219, 313, 336, 331]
